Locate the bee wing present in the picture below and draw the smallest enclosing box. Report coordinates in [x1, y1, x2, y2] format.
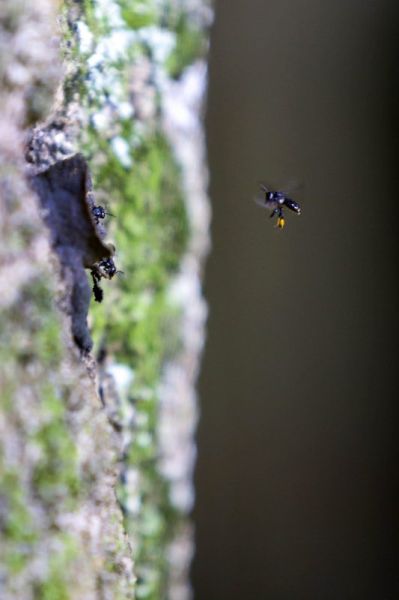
[280, 179, 305, 199]
[258, 178, 304, 198]
[254, 194, 277, 210]
[258, 181, 271, 193]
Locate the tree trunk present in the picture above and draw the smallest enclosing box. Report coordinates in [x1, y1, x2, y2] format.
[0, 1, 211, 598]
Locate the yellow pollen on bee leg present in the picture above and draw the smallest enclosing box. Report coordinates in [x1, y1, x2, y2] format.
[278, 217, 285, 228]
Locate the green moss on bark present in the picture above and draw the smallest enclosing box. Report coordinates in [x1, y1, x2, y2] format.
[2, 0, 209, 596]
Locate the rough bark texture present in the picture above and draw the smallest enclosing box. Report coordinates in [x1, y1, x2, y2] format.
[1, 2, 134, 598]
[0, 1, 211, 598]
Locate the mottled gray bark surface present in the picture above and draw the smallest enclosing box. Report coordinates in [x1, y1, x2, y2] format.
[1, 3, 135, 598]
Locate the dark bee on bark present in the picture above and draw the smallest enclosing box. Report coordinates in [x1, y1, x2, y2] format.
[255, 182, 302, 229]
[90, 257, 123, 303]
[92, 205, 114, 225]
[27, 153, 114, 351]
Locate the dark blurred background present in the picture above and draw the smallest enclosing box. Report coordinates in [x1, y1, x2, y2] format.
[193, 1, 398, 598]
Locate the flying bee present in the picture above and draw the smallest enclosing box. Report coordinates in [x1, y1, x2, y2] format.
[92, 205, 114, 225]
[90, 254, 123, 303]
[255, 182, 301, 229]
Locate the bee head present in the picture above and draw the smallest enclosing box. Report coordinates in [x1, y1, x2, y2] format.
[98, 257, 117, 279]
[92, 206, 106, 219]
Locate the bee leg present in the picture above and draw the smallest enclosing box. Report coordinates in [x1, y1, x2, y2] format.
[92, 281, 103, 303]
[277, 207, 285, 229]
[90, 268, 100, 285]
[90, 269, 103, 302]
[269, 207, 278, 219]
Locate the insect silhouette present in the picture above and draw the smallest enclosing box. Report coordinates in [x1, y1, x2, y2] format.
[255, 182, 301, 229]
[90, 257, 123, 303]
[92, 205, 114, 225]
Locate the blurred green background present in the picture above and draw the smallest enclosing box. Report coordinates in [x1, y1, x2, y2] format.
[194, 0, 398, 598]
